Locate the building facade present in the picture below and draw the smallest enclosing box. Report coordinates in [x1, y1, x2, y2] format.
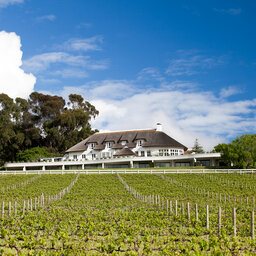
[65, 123, 186, 161]
[5, 124, 222, 170]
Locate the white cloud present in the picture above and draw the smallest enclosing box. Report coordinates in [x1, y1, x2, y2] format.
[23, 52, 87, 73]
[60, 36, 103, 52]
[0, 31, 36, 99]
[60, 80, 136, 101]
[0, 0, 23, 8]
[54, 80, 256, 151]
[23, 52, 108, 75]
[52, 69, 88, 78]
[137, 67, 164, 82]
[220, 86, 242, 98]
[166, 53, 226, 76]
[36, 14, 56, 22]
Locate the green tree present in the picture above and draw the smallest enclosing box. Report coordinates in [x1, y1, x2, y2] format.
[0, 92, 98, 165]
[43, 94, 99, 152]
[0, 94, 24, 165]
[214, 134, 256, 168]
[192, 138, 204, 154]
[15, 97, 41, 149]
[16, 147, 51, 162]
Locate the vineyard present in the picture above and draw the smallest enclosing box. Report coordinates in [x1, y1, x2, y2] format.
[0, 173, 256, 255]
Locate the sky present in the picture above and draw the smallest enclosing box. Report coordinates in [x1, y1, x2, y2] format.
[0, 0, 256, 151]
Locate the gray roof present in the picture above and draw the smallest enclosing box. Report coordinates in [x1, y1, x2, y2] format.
[114, 146, 137, 157]
[66, 129, 187, 153]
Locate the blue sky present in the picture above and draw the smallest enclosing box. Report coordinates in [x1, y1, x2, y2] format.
[0, 0, 255, 150]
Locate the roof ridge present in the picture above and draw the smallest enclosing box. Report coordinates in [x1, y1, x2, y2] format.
[94, 129, 156, 135]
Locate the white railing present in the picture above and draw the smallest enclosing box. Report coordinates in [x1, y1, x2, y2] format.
[1, 169, 256, 175]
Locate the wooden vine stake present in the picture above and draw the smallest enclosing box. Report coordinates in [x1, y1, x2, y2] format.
[2, 201, 4, 218]
[233, 208, 237, 237]
[195, 204, 198, 222]
[187, 202, 190, 221]
[175, 200, 178, 216]
[252, 210, 255, 239]
[206, 205, 209, 229]
[14, 201, 17, 217]
[218, 206, 222, 235]
[8, 201, 11, 217]
[22, 201, 25, 215]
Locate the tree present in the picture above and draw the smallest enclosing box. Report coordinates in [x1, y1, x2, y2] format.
[214, 134, 256, 168]
[43, 94, 99, 152]
[0, 92, 98, 165]
[0, 94, 23, 165]
[28, 92, 66, 129]
[192, 138, 204, 154]
[15, 97, 42, 149]
[16, 147, 51, 162]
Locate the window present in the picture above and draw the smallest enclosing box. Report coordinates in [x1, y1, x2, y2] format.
[163, 149, 169, 156]
[90, 143, 96, 149]
[175, 162, 190, 167]
[102, 152, 109, 158]
[199, 160, 210, 167]
[159, 149, 169, 156]
[140, 151, 145, 157]
[106, 142, 112, 148]
[147, 150, 151, 157]
[92, 154, 96, 159]
[82, 154, 86, 159]
[121, 141, 127, 145]
[73, 155, 77, 160]
[137, 140, 143, 147]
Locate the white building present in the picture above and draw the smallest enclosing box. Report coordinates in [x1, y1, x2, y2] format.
[5, 124, 222, 170]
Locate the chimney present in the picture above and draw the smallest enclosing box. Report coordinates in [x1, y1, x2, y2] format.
[156, 123, 162, 132]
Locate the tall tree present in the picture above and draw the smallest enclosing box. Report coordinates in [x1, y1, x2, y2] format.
[0, 94, 23, 164]
[43, 94, 99, 152]
[192, 138, 204, 153]
[28, 92, 65, 129]
[15, 97, 41, 149]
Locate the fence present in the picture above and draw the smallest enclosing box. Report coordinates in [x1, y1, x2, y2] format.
[2, 169, 256, 175]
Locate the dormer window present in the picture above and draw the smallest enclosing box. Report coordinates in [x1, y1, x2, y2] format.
[89, 143, 96, 149]
[106, 142, 113, 148]
[121, 141, 127, 146]
[137, 140, 144, 147]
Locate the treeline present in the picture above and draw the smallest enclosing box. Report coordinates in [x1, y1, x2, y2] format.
[0, 92, 98, 165]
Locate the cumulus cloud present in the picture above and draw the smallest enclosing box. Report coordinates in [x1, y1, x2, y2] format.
[0, 31, 36, 99]
[53, 80, 256, 151]
[0, 0, 23, 8]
